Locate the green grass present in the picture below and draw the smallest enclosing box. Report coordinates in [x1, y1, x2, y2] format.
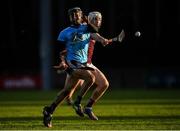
[0, 88, 180, 130]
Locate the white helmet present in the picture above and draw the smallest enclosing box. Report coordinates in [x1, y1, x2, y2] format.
[88, 11, 102, 28]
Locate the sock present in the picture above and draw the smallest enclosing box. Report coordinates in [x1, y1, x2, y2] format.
[49, 103, 57, 114]
[86, 98, 95, 107]
[74, 95, 82, 105]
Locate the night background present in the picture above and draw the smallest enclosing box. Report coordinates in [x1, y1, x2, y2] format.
[1, 0, 180, 130]
[0, 0, 180, 89]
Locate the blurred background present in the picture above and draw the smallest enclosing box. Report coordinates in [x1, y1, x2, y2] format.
[0, 0, 180, 90]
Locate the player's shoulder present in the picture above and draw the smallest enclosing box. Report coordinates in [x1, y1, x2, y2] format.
[59, 27, 74, 36]
[61, 26, 72, 32]
[60, 24, 88, 34]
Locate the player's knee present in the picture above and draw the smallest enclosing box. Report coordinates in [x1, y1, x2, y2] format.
[99, 80, 109, 90]
[104, 80, 109, 89]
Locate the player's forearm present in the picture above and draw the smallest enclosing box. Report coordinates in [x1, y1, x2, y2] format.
[59, 49, 67, 62]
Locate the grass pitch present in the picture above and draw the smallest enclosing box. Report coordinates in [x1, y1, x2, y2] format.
[0, 88, 180, 130]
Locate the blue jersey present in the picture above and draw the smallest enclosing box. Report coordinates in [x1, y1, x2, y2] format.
[57, 24, 90, 63]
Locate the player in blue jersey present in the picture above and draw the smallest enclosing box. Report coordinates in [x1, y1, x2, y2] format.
[42, 7, 109, 128]
[55, 11, 125, 121]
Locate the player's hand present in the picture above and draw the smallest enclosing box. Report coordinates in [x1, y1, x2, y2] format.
[53, 61, 68, 70]
[82, 15, 88, 24]
[103, 39, 109, 46]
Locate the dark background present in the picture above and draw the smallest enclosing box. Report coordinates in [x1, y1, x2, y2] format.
[0, 0, 180, 88]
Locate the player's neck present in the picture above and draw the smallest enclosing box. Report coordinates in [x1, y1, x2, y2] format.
[71, 23, 81, 28]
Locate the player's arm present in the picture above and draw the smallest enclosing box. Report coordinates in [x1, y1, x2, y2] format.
[91, 29, 125, 46]
[87, 23, 111, 46]
[59, 49, 67, 63]
[53, 41, 68, 69]
[82, 15, 88, 24]
[90, 33, 109, 46]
